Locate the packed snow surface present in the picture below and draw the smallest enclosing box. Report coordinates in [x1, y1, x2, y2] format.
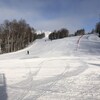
[0, 34, 100, 100]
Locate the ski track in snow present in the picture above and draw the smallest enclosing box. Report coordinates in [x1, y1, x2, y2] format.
[0, 34, 100, 100]
[7, 58, 88, 100]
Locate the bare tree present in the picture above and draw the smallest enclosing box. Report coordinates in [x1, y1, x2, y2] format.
[0, 19, 37, 53]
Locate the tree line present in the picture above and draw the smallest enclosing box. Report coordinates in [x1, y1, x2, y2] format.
[48, 28, 86, 40]
[0, 19, 100, 53]
[49, 28, 69, 40]
[48, 21, 100, 40]
[0, 19, 45, 53]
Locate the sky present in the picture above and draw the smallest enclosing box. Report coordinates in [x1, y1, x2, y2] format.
[0, 0, 100, 33]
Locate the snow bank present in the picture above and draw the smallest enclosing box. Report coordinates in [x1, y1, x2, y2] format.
[88, 34, 100, 42]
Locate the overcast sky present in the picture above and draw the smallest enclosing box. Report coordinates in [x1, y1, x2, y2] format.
[0, 0, 100, 33]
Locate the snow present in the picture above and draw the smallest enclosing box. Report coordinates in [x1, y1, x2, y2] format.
[0, 34, 100, 100]
[36, 30, 51, 38]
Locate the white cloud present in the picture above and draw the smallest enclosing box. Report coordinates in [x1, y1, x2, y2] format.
[0, 7, 41, 23]
[0, 0, 100, 33]
[32, 16, 84, 34]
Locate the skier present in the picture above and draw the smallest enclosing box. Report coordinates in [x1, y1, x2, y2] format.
[27, 50, 29, 55]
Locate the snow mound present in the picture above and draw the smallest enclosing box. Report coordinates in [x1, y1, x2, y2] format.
[88, 34, 100, 42]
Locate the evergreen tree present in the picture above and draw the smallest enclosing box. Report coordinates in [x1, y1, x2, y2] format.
[37, 33, 45, 39]
[75, 29, 85, 36]
[95, 22, 100, 37]
[49, 28, 69, 40]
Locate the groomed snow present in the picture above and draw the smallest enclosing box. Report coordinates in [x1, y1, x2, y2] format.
[0, 34, 100, 100]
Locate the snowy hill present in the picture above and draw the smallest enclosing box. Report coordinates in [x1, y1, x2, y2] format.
[0, 34, 100, 100]
[0, 34, 100, 59]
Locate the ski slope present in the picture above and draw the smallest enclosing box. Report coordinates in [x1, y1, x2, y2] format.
[0, 34, 100, 100]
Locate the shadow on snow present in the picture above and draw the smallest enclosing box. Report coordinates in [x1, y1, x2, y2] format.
[0, 73, 8, 100]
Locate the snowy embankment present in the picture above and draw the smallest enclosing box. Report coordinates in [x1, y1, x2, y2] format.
[0, 34, 100, 100]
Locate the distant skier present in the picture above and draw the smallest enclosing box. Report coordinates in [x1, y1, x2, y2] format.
[27, 50, 29, 55]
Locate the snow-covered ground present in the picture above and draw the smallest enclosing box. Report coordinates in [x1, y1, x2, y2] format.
[0, 34, 100, 100]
